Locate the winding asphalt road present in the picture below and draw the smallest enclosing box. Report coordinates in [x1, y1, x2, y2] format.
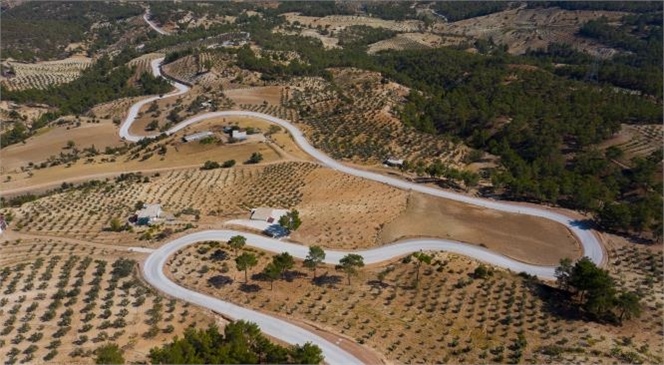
[129, 22, 605, 363]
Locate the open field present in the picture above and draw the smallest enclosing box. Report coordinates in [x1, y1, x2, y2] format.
[282, 13, 424, 33]
[367, 32, 459, 54]
[225, 86, 284, 106]
[434, 8, 625, 56]
[1, 56, 92, 91]
[0, 235, 216, 364]
[166, 239, 663, 364]
[0, 118, 124, 173]
[4, 161, 580, 266]
[379, 193, 581, 265]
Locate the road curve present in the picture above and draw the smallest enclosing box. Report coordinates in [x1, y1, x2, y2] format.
[143, 11, 170, 36]
[122, 58, 604, 271]
[129, 52, 604, 363]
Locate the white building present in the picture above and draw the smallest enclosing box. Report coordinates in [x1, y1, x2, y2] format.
[136, 204, 162, 225]
[385, 158, 404, 167]
[183, 131, 213, 142]
[232, 130, 247, 141]
[250, 208, 288, 224]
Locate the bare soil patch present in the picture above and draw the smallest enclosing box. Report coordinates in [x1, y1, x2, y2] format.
[379, 193, 581, 266]
[225, 86, 283, 106]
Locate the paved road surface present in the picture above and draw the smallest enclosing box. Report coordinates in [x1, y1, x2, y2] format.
[143, 11, 170, 35]
[129, 22, 605, 363]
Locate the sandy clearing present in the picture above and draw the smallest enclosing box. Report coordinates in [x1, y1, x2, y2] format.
[0, 118, 124, 173]
[379, 192, 581, 266]
[225, 86, 283, 106]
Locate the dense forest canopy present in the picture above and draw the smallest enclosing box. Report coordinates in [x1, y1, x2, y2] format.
[148, 322, 324, 364]
[1, 1, 142, 61]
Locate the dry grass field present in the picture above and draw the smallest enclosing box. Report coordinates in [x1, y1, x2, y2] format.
[1, 56, 92, 91]
[0, 101, 52, 129]
[367, 32, 456, 54]
[0, 118, 125, 174]
[282, 13, 424, 33]
[166, 238, 663, 365]
[0, 234, 215, 364]
[379, 193, 581, 265]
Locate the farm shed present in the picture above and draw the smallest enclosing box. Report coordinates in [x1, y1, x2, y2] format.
[385, 158, 404, 167]
[232, 130, 247, 141]
[135, 204, 163, 225]
[183, 131, 213, 142]
[250, 208, 288, 224]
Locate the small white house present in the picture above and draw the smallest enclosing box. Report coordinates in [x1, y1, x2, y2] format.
[385, 158, 404, 167]
[250, 208, 288, 224]
[136, 204, 162, 225]
[183, 131, 213, 142]
[232, 130, 247, 141]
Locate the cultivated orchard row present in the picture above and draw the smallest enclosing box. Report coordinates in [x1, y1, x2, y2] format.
[6, 162, 321, 242]
[282, 70, 469, 166]
[1, 58, 92, 91]
[0, 238, 107, 267]
[170, 242, 662, 364]
[0, 253, 210, 364]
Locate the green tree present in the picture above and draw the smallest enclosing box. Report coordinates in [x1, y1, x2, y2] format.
[291, 342, 324, 364]
[411, 251, 432, 287]
[108, 218, 124, 232]
[228, 235, 246, 257]
[145, 120, 159, 131]
[273, 252, 294, 279]
[247, 152, 263, 164]
[336, 254, 364, 285]
[262, 263, 280, 290]
[279, 209, 302, 231]
[614, 291, 642, 323]
[303, 245, 326, 280]
[235, 252, 258, 283]
[598, 203, 632, 232]
[95, 343, 124, 364]
[555, 257, 573, 291]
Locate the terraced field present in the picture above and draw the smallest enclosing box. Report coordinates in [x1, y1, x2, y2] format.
[1, 57, 92, 91]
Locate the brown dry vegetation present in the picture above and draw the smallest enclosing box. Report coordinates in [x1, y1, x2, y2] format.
[0, 115, 285, 194]
[167, 239, 663, 364]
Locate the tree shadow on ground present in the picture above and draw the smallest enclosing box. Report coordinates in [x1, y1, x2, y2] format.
[313, 273, 343, 287]
[208, 275, 233, 289]
[367, 280, 390, 289]
[239, 283, 261, 293]
[283, 270, 307, 282]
